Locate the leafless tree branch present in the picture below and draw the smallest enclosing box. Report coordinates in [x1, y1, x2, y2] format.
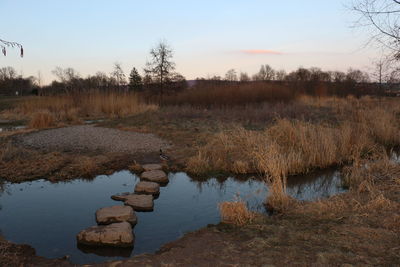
[0, 38, 23, 57]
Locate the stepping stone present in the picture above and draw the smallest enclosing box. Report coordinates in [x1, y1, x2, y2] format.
[124, 194, 154, 211]
[141, 170, 169, 185]
[134, 181, 160, 195]
[142, 164, 163, 171]
[96, 206, 137, 225]
[76, 222, 134, 247]
[111, 192, 131, 201]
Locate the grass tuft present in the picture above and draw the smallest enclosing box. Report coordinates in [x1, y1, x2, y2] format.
[219, 200, 256, 226]
[28, 111, 56, 129]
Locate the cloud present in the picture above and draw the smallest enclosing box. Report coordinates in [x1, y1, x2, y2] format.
[241, 49, 283, 55]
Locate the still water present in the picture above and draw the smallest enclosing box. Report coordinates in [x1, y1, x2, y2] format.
[0, 170, 344, 264]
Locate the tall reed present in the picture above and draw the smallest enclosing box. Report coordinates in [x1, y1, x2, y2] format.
[162, 82, 296, 107]
[11, 92, 158, 128]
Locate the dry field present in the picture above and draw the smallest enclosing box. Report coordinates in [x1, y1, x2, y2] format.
[0, 92, 157, 128]
[0, 89, 399, 266]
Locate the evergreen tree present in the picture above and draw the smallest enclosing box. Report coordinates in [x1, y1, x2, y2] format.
[128, 67, 142, 91]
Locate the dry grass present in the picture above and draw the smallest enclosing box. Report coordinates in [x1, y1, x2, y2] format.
[0, 239, 26, 267]
[0, 141, 33, 163]
[0, 140, 139, 183]
[2, 92, 158, 124]
[162, 82, 296, 107]
[264, 176, 295, 213]
[187, 98, 400, 211]
[187, 119, 382, 176]
[78, 156, 99, 177]
[219, 200, 256, 226]
[187, 96, 400, 177]
[28, 111, 56, 129]
[128, 161, 144, 173]
[296, 158, 400, 222]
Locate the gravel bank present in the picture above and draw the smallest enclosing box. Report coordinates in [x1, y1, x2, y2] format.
[17, 125, 170, 154]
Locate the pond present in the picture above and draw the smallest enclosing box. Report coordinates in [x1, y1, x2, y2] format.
[0, 169, 345, 264]
[0, 125, 26, 132]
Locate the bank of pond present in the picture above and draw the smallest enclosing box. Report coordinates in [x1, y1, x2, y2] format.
[0, 169, 344, 264]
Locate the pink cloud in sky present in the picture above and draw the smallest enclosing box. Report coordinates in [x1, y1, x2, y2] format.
[241, 49, 283, 55]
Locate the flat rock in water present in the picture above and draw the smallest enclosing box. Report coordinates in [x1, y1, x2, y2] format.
[142, 164, 163, 171]
[96, 206, 137, 225]
[134, 181, 160, 195]
[141, 170, 169, 184]
[76, 222, 134, 247]
[124, 194, 154, 211]
[111, 192, 131, 201]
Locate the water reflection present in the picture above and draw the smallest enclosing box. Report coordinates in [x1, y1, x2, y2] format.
[0, 125, 26, 132]
[0, 170, 344, 264]
[287, 169, 345, 201]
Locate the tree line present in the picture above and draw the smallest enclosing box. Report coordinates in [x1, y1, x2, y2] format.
[0, 64, 396, 97]
[1, 40, 398, 97]
[0, 41, 186, 96]
[205, 65, 375, 84]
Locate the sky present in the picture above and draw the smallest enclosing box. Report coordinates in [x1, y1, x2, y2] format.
[0, 0, 380, 84]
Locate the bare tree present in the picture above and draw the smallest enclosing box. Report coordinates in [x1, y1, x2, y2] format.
[275, 69, 287, 81]
[225, 69, 238, 81]
[144, 41, 175, 97]
[51, 67, 80, 94]
[0, 66, 17, 80]
[239, 72, 250, 82]
[370, 57, 390, 85]
[0, 38, 23, 57]
[346, 68, 370, 83]
[352, 0, 400, 59]
[111, 62, 127, 90]
[52, 67, 80, 83]
[264, 64, 275, 80]
[332, 71, 347, 82]
[253, 64, 275, 81]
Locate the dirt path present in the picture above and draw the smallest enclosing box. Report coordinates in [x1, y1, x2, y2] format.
[16, 125, 170, 154]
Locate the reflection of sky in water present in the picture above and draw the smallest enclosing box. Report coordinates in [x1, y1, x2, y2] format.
[0, 126, 26, 132]
[390, 150, 400, 163]
[0, 169, 343, 264]
[286, 170, 345, 201]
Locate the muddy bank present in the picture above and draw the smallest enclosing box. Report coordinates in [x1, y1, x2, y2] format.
[0, 143, 161, 183]
[0, 124, 171, 183]
[0, 237, 72, 267]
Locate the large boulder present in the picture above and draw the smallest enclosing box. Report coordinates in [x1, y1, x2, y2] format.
[141, 170, 169, 184]
[95, 206, 137, 225]
[124, 194, 154, 211]
[142, 163, 163, 171]
[76, 222, 134, 247]
[134, 181, 160, 195]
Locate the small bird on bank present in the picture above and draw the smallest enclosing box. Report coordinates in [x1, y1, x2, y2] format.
[159, 149, 170, 161]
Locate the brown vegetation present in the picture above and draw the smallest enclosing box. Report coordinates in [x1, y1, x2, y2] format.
[1, 92, 157, 126]
[162, 82, 296, 107]
[0, 141, 140, 182]
[186, 98, 400, 177]
[219, 200, 256, 226]
[28, 110, 56, 129]
[293, 157, 400, 237]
